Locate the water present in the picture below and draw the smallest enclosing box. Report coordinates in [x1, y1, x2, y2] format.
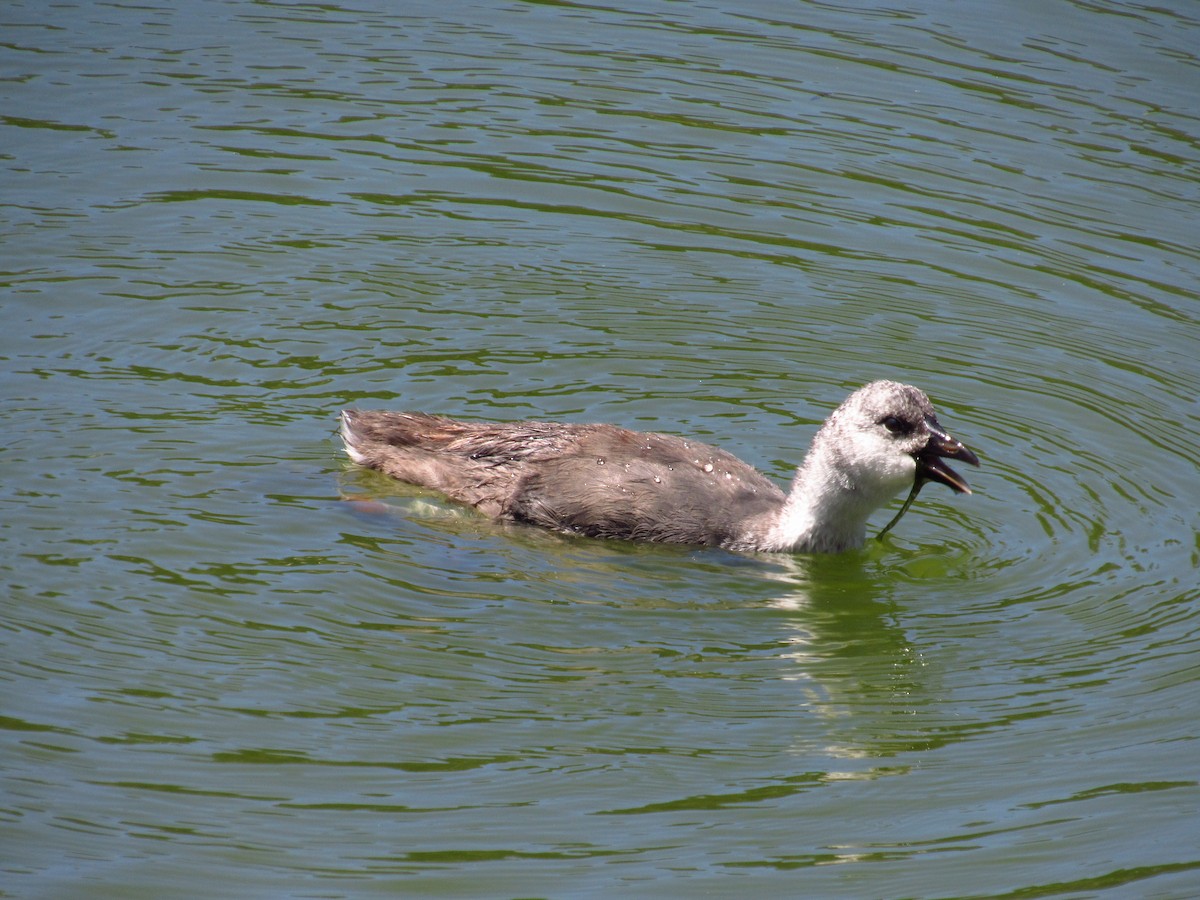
[3, 1, 1199, 896]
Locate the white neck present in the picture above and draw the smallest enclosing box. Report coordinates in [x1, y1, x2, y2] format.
[759, 454, 911, 553]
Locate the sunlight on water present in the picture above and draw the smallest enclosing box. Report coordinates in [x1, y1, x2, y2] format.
[3, 0, 1199, 896]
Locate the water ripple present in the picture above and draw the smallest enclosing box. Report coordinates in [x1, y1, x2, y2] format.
[5, 0, 1200, 896]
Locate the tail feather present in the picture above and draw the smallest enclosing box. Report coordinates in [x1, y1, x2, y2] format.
[339, 410, 370, 465]
[338, 409, 514, 516]
[340, 409, 450, 462]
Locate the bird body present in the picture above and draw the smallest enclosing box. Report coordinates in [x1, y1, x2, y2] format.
[339, 381, 979, 554]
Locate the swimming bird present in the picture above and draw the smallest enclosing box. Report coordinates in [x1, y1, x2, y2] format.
[339, 380, 979, 554]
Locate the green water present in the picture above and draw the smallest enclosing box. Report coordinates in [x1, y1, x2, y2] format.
[3, 1, 1199, 897]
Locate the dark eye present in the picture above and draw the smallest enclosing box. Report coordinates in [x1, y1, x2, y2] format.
[879, 415, 914, 436]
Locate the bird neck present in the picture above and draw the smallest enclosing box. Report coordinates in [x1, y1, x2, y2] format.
[762, 458, 878, 553]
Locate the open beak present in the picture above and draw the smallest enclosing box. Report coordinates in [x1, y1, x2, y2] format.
[914, 416, 980, 494]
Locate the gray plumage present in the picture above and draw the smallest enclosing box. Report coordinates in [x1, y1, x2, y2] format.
[339, 380, 979, 554]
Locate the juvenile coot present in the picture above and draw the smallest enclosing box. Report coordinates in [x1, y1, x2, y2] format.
[339, 380, 979, 553]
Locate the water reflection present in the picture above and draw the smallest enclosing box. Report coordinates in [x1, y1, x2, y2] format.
[6, 0, 1200, 893]
[338, 469, 939, 762]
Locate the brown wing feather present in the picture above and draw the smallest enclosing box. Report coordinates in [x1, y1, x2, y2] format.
[341, 411, 595, 516]
[341, 411, 786, 545]
[505, 429, 786, 545]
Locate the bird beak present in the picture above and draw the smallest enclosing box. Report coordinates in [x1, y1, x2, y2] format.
[914, 417, 980, 494]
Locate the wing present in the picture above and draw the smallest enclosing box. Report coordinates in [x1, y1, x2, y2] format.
[341, 411, 595, 515]
[505, 430, 786, 546]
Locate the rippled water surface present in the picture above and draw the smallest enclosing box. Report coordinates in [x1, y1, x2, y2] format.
[4, 1, 1199, 896]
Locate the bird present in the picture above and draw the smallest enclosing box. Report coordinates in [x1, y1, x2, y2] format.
[338, 380, 979, 554]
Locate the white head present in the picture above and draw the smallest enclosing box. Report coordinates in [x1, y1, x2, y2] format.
[770, 380, 979, 552]
[817, 379, 977, 493]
